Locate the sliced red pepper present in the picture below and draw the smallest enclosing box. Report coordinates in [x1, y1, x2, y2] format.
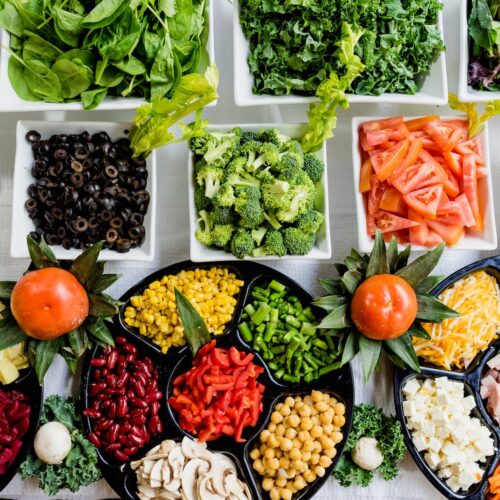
[229, 347, 253, 366]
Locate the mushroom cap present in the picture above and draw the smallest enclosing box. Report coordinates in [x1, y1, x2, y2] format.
[34, 421, 72, 465]
[351, 436, 384, 471]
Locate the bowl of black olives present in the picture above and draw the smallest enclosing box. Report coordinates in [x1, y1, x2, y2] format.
[11, 121, 156, 261]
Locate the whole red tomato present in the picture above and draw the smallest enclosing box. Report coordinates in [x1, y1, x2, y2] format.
[350, 274, 417, 340]
[10, 268, 89, 340]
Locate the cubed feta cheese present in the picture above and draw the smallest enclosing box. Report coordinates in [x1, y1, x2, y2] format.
[424, 451, 440, 470]
[413, 435, 428, 452]
[403, 400, 417, 417]
[403, 378, 421, 397]
[463, 395, 476, 411]
[428, 437, 442, 452]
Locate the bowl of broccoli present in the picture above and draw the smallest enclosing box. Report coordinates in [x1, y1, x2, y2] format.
[188, 124, 331, 261]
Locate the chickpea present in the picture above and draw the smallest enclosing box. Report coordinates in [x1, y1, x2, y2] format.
[315, 466, 326, 477]
[294, 475, 307, 490]
[279, 457, 290, 469]
[275, 477, 287, 488]
[280, 438, 293, 452]
[324, 447, 337, 459]
[276, 424, 286, 436]
[270, 487, 280, 500]
[334, 402, 346, 415]
[334, 415, 346, 427]
[285, 428, 297, 440]
[319, 410, 333, 425]
[311, 390, 323, 402]
[304, 396, 313, 405]
[264, 448, 275, 459]
[280, 405, 291, 417]
[310, 425, 323, 438]
[300, 418, 313, 431]
[310, 453, 320, 465]
[319, 455, 332, 468]
[271, 411, 284, 424]
[294, 396, 302, 403]
[315, 401, 329, 412]
[298, 405, 311, 417]
[286, 481, 297, 493]
[275, 449, 283, 458]
[280, 488, 292, 500]
[260, 430, 271, 443]
[289, 448, 301, 461]
[302, 440, 314, 453]
[323, 423, 334, 436]
[304, 470, 317, 483]
[292, 459, 304, 470]
[287, 415, 300, 428]
[331, 431, 343, 444]
[295, 401, 304, 410]
[312, 441, 322, 453]
[277, 468, 288, 478]
[269, 458, 280, 470]
[321, 436, 334, 450]
[302, 451, 311, 462]
[298, 430, 310, 442]
[285, 397, 295, 407]
[286, 468, 296, 479]
[262, 478, 274, 491]
[268, 436, 279, 448]
[253, 459, 265, 474]
[250, 448, 260, 460]
[268, 423, 277, 433]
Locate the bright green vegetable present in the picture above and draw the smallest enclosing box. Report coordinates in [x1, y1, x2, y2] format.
[333, 404, 406, 487]
[191, 127, 325, 258]
[19, 395, 101, 496]
[0, 0, 211, 109]
[449, 93, 500, 138]
[238, 280, 340, 382]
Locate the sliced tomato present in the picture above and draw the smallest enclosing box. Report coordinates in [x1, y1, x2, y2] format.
[372, 210, 420, 235]
[391, 162, 446, 194]
[366, 175, 387, 236]
[359, 129, 373, 153]
[408, 209, 429, 246]
[382, 230, 408, 243]
[404, 115, 439, 132]
[440, 190, 449, 204]
[421, 136, 442, 154]
[362, 117, 408, 148]
[441, 165, 460, 198]
[456, 193, 476, 227]
[426, 229, 444, 247]
[476, 165, 488, 179]
[443, 151, 462, 177]
[380, 187, 407, 215]
[455, 139, 485, 166]
[369, 139, 410, 182]
[424, 121, 455, 151]
[390, 138, 423, 181]
[359, 158, 372, 193]
[403, 184, 443, 220]
[426, 220, 465, 246]
[462, 154, 483, 231]
[435, 201, 466, 226]
[444, 119, 468, 130]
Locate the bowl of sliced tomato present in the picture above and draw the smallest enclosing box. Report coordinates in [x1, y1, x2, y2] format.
[352, 115, 497, 252]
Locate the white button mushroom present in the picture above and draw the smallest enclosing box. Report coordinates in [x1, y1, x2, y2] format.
[351, 436, 384, 471]
[34, 421, 72, 465]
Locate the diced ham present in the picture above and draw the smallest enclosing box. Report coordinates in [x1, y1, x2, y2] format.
[484, 368, 500, 382]
[486, 353, 500, 370]
[481, 375, 497, 399]
[487, 383, 500, 419]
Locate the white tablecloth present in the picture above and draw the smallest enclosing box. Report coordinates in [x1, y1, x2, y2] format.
[1, 0, 498, 498]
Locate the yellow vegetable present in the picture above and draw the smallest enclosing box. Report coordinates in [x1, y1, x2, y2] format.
[0, 341, 29, 384]
[414, 271, 500, 370]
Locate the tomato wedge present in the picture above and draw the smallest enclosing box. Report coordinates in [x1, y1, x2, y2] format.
[441, 164, 460, 198]
[373, 210, 420, 235]
[364, 119, 409, 147]
[462, 154, 483, 231]
[424, 121, 465, 152]
[426, 229, 444, 247]
[391, 162, 446, 194]
[404, 115, 439, 132]
[455, 139, 485, 166]
[366, 175, 387, 236]
[370, 139, 410, 181]
[380, 187, 406, 215]
[390, 138, 423, 181]
[476, 165, 488, 179]
[359, 158, 372, 193]
[403, 184, 442, 220]
[443, 151, 461, 177]
[435, 201, 467, 226]
[408, 209, 429, 246]
[426, 220, 465, 246]
[456, 194, 476, 227]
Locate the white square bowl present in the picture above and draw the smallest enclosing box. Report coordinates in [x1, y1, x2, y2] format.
[0, 0, 214, 112]
[458, 0, 500, 102]
[233, 2, 447, 106]
[11, 121, 157, 261]
[188, 123, 332, 262]
[351, 116, 497, 253]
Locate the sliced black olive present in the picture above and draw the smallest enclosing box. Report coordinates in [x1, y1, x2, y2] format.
[74, 147, 89, 160]
[133, 157, 146, 168]
[52, 207, 63, 220]
[26, 130, 41, 143]
[46, 233, 58, 245]
[71, 172, 84, 188]
[120, 208, 131, 222]
[70, 160, 83, 172]
[62, 238, 72, 250]
[115, 238, 131, 252]
[57, 226, 66, 238]
[39, 189, 49, 202]
[25, 198, 37, 213]
[106, 228, 119, 243]
[130, 212, 144, 225]
[88, 216, 99, 229]
[53, 148, 67, 160]
[43, 212, 55, 225]
[29, 231, 41, 241]
[100, 210, 112, 222]
[110, 217, 123, 229]
[73, 217, 89, 232]
[128, 225, 145, 240]
[104, 165, 118, 179]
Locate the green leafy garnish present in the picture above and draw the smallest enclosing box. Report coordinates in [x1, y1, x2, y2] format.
[333, 404, 406, 487]
[20, 395, 101, 496]
[449, 93, 500, 137]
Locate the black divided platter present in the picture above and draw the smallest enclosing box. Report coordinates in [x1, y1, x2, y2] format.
[0, 367, 43, 492]
[394, 256, 500, 500]
[81, 260, 354, 500]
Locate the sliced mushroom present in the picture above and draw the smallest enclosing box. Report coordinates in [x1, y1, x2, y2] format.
[181, 436, 208, 459]
[181, 458, 209, 500]
[150, 458, 165, 488]
[167, 446, 185, 480]
[224, 471, 248, 499]
[164, 478, 181, 493]
[197, 475, 225, 500]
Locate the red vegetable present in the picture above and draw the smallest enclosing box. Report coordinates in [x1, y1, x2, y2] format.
[0, 389, 31, 475]
[84, 338, 163, 462]
[169, 340, 265, 443]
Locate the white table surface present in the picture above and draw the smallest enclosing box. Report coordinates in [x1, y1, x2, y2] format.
[1, 0, 498, 498]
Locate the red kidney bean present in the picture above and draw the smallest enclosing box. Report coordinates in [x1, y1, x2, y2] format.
[105, 443, 121, 452]
[0, 435, 11, 445]
[107, 423, 120, 443]
[88, 432, 101, 448]
[116, 336, 127, 345]
[101, 368, 109, 377]
[147, 416, 162, 434]
[114, 450, 129, 461]
[107, 350, 118, 370]
[136, 372, 147, 386]
[90, 382, 106, 396]
[121, 423, 131, 434]
[93, 369, 102, 381]
[150, 401, 160, 416]
[119, 434, 130, 446]
[130, 414, 146, 426]
[134, 381, 146, 398]
[116, 397, 128, 417]
[128, 433, 144, 446]
[106, 375, 116, 388]
[107, 402, 116, 419]
[130, 397, 147, 409]
[95, 419, 113, 432]
[116, 372, 129, 388]
[90, 358, 106, 367]
[95, 392, 109, 401]
[83, 408, 102, 419]
[125, 353, 136, 363]
[123, 446, 139, 456]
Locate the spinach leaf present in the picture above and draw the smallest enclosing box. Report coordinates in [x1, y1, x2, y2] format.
[0, 1, 24, 38]
[82, 0, 128, 28]
[81, 87, 107, 109]
[23, 35, 62, 63]
[52, 58, 92, 98]
[7, 56, 39, 101]
[24, 59, 63, 101]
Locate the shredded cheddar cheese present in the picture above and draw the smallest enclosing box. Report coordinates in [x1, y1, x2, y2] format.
[413, 271, 500, 370]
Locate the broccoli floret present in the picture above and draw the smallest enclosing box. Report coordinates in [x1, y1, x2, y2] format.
[238, 140, 262, 165]
[303, 153, 325, 183]
[275, 184, 315, 223]
[258, 128, 291, 147]
[255, 170, 275, 183]
[194, 185, 211, 212]
[280, 140, 304, 167]
[192, 131, 240, 168]
[264, 210, 282, 230]
[226, 170, 261, 190]
[212, 206, 236, 225]
[275, 154, 302, 182]
[252, 143, 280, 170]
[230, 228, 255, 258]
[234, 184, 261, 201]
[296, 209, 325, 234]
[195, 210, 214, 246]
[212, 184, 236, 208]
[253, 229, 287, 257]
[212, 224, 235, 247]
[251, 226, 267, 246]
[235, 198, 265, 229]
[282, 228, 315, 255]
[240, 131, 259, 144]
[226, 156, 247, 176]
[196, 165, 224, 199]
[261, 179, 290, 210]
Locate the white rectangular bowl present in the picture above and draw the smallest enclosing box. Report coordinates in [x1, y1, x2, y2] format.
[351, 116, 497, 253]
[458, 0, 500, 103]
[188, 123, 332, 262]
[0, 0, 214, 112]
[11, 121, 157, 261]
[233, 3, 447, 106]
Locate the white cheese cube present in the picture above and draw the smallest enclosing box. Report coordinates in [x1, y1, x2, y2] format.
[463, 395, 476, 412]
[424, 451, 440, 470]
[446, 476, 461, 492]
[451, 427, 467, 445]
[435, 377, 450, 389]
[428, 437, 442, 452]
[436, 390, 451, 406]
[403, 378, 421, 397]
[442, 442, 459, 457]
[438, 467, 452, 479]
[422, 378, 436, 392]
[413, 435, 428, 452]
[458, 469, 477, 489]
[422, 420, 435, 436]
[432, 409, 449, 426]
[403, 400, 417, 417]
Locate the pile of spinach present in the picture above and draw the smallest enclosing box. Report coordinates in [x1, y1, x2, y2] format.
[239, 0, 444, 97]
[468, 0, 500, 91]
[0, 0, 210, 109]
